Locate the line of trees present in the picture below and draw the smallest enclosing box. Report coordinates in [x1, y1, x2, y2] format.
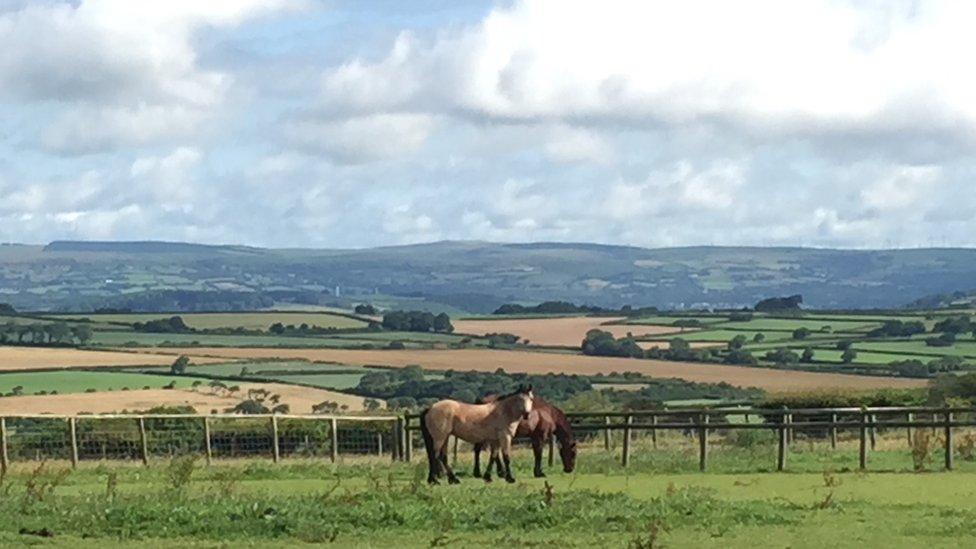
[381, 311, 453, 333]
[492, 301, 660, 317]
[0, 321, 92, 345]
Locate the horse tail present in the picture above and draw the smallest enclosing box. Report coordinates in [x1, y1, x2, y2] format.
[420, 408, 439, 477]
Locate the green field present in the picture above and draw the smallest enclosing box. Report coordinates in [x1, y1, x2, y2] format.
[88, 331, 430, 349]
[643, 329, 796, 343]
[624, 315, 730, 325]
[855, 340, 976, 359]
[2, 453, 976, 548]
[52, 311, 368, 330]
[721, 317, 880, 332]
[136, 360, 441, 391]
[0, 370, 193, 395]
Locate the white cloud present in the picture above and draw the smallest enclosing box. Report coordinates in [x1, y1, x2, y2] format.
[0, 0, 303, 153]
[285, 113, 436, 163]
[319, 1, 976, 153]
[860, 165, 941, 212]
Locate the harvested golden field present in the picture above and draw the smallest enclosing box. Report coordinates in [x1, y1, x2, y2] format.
[0, 346, 223, 371]
[452, 316, 682, 347]
[135, 347, 927, 392]
[0, 383, 378, 415]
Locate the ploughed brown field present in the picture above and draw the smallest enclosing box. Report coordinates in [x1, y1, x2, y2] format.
[131, 347, 928, 392]
[0, 383, 378, 415]
[452, 316, 683, 347]
[0, 346, 224, 371]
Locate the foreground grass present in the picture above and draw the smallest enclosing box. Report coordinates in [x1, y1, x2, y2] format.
[2, 456, 976, 548]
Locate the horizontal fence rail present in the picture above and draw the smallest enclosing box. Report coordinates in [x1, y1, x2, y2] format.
[0, 414, 401, 472]
[403, 406, 976, 472]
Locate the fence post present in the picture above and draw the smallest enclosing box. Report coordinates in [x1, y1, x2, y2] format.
[0, 417, 8, 475]
[869, 413, 877, 451]
[378, 432, 384, 457]
[405, 419, 412, 463]
[698, 413, 708, 472]
[330, 417, 339, 463]
[201, 417, 212, 465]
[859, 411, 868, 470]
[777, 409, 788, 472]
[650, 413, 658, 449]
[68, 417, 79, 469]
[621, 415, 632, 467]
[906, 412, 914, 447]
[944, 410, 954, 471]
[269, 415, 280, 463]
[138, 417, 149, 466]
[547, 435, 555, 467]
[830, 412, 838, 449]
[604, 416, 612, 451]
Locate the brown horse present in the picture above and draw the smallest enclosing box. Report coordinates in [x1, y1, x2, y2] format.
[473, 395, 577, 478]
[421, 385, 534, 484]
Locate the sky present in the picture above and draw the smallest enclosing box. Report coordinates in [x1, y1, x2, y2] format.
[1, 0, 975, 250]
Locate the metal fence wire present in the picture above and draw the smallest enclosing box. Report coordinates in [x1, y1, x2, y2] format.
[0, 414, 399, 470]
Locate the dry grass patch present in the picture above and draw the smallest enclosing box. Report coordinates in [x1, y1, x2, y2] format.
[0, 346, 222, 371]
[0, 383, 379, 415]
[452, 316, 683, 347]
[130, 347, 928, 392]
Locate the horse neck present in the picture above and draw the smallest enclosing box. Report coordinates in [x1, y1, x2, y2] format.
[551, 408, 574, 444]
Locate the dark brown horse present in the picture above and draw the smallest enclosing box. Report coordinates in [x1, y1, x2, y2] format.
[472, 395, 577, 478]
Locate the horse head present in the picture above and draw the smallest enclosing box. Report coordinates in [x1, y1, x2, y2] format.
[559, 439, 578, 473]
[514, 384, 534, 420]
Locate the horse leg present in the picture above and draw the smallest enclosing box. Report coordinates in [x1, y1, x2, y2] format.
[438, 441, 460, 484]
[531, 436, 545, 478]
[483, 442, 498, 483]
[472, 442, 482, 477]
[502, 434, 516, 484]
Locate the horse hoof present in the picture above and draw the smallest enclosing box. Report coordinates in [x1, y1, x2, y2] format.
[483, 476, 492, 483]
[428, 478, 439, 485]
[449, 477, 461, 485]
[505, 477, 516, 484]
[534, 471, 546, 478]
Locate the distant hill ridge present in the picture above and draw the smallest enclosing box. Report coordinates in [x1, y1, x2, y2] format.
[44, 241, 265, 255]
[2, 239, 975, 312]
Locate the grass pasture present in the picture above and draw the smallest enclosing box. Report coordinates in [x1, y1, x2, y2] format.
[0, 370, 192, 396]
[2, 444, 976, 548]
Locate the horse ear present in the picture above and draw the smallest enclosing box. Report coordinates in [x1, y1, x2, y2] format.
[524, 384, 533, 393]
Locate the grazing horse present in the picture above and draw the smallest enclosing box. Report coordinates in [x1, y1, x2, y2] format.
[420, 385, 534, 484]
[472, 395, 577, 478]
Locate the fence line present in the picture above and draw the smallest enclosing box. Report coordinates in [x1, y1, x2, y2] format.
[0, 413, 400, 470]
[3, 407, 974, 473]
[403, 406, 976, 472]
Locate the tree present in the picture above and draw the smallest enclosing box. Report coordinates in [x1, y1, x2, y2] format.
[433, 312, 454, 333]
[728, 335, 747, 350]
[841, 347, 857, 364]
[354, 304, 378, 315]
[801, 347, 815, 363]
[753, 333, 766, 343]
[170, 355, 190, 375]
[765, 348, 800, 365]
[754, 295, 803, 312]
[792, 327, 811, 340]
[363, 398, 381, 411]
[71, 325, 93, 345]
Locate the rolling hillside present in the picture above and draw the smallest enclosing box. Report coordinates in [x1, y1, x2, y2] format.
[2, 240, 976, 312]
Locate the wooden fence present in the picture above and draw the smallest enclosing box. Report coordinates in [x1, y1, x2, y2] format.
[401, 406, 976, 471]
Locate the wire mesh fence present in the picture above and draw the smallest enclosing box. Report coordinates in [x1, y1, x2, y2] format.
[0, 414, 399, 470]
